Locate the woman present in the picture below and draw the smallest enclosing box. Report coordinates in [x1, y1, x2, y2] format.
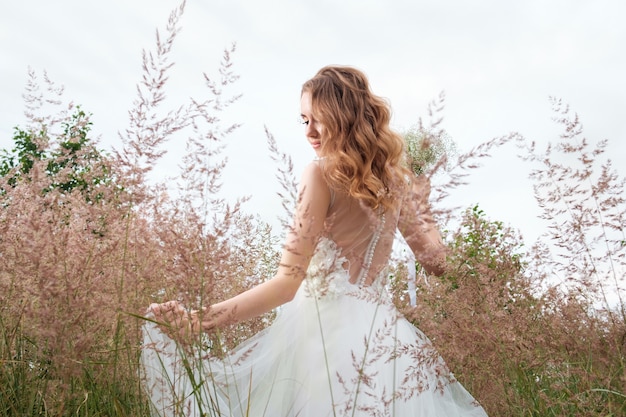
[142, 66, 488, 416]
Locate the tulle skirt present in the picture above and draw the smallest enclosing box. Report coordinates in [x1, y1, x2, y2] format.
[141, 282, 487, 416]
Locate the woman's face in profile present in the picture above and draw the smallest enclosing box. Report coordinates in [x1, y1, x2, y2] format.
[300, 91, 325, 157]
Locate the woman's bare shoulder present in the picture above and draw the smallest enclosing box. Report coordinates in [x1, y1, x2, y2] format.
[300, 160, 327, 186]
[297, 160, 331, 208]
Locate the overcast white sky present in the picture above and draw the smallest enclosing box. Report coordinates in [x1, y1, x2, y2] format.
[1, 0, 625, 246]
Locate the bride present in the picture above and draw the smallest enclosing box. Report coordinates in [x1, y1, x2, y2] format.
[142, 65, 488, 416]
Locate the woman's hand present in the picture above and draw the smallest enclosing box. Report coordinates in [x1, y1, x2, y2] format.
[149, 301, 203, 344]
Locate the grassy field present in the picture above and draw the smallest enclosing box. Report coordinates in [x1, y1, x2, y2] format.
[1, 2, 624, 415]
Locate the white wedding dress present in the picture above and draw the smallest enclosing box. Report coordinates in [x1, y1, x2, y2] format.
[141, 171, 488, 417]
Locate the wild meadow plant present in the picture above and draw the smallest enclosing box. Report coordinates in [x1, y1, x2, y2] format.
[399, 98, 626, 416]
[1, 0, 624, 415]
[0, 1, 274, 415]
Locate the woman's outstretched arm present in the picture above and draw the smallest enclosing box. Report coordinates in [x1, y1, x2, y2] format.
[151, 161, 331, 335]
[398, 175, 448, 277]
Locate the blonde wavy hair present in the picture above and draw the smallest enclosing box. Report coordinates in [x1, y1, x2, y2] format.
[302, 65, 411, 211]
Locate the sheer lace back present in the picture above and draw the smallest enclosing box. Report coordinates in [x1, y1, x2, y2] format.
[323, 190, 400, 288]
